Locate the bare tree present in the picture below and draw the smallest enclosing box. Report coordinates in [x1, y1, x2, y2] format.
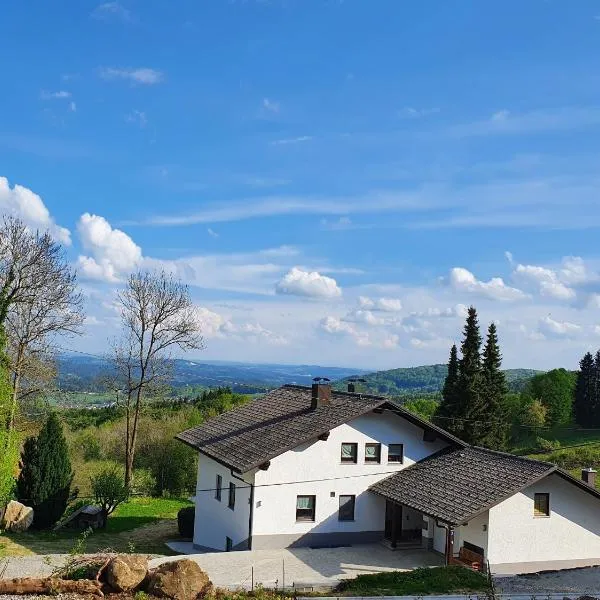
[0, 217, 83, 436]
[114, 270, 203, 488]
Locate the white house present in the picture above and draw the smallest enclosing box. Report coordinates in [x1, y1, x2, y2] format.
[177, 381, 600, 573]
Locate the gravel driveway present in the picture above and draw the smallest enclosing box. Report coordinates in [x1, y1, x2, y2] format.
[496, 566, 600, 596]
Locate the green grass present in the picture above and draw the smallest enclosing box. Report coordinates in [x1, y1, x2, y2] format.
[336, 566, 490, 596]
[0, 496, 192, 557]
[107, 497, 192, 533]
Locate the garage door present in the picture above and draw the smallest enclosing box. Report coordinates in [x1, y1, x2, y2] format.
[433, 524, 446, 554]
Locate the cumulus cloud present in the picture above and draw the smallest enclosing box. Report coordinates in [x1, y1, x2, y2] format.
[449, 267, 527, 301]
[99, 67, 163, 85]
[358, 296, 402, 312]
[0, 177, 71, 244]
[76, 213, 142, 282]
[276, 268, 342, 298]
[514, 263, 575, 301]
[342, 309, 385, 326]
[91, 2, 133, 21]
[538, 315, 581, 339]
[320, 316, 370, 346]
[40, 90, 71, 99]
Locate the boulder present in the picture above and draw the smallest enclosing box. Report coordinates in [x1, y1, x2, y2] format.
[1, 501, 34, 532]
[147, 559, 212, 600]
[105, 555, 148, 592]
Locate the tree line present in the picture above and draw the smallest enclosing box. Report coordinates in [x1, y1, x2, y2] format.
[0, 216, 204, 529]
[574, 351, 600, 427]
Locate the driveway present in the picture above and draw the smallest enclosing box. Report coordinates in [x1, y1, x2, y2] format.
[150, 544, 443, 590]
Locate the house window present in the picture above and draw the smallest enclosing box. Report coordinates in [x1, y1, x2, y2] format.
[296, 495, 316, 522]
[365, 443, 381, 463]
[226, 537, 233, 552]
[215, 474, 222, 501]
[338, 495, 356, 521]
[228, 482, 236, 510]
[341, 442, 358, 463]
[534, 493, 550, 517]
[388, 444, 404, 463]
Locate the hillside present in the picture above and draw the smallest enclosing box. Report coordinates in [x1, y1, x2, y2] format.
[335, 365, 541, 396]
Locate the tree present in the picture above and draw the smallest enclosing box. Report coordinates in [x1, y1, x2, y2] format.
[91, 468, 129, 528]
[518, 398, 547, 433]
[574, 352, 595, 427]
[457, 306, 484, 444]
[16, 413, 73, 529]
[434, 344, 460, 435]
[115, 270, 203, 488]
[525, 369, 576, 428]
[479, 323, 508, 449]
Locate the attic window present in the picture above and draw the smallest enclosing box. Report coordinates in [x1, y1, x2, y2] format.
[388, 444, 404, 464]
[341, 443, 358, 464]
[534, 493, 550, 517]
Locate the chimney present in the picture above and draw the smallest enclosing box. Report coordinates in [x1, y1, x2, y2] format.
[311, 377, 331, 409]
[347, 382, 356, 393]
[582, 468, 597, 488]
[347, 377, 366, 394]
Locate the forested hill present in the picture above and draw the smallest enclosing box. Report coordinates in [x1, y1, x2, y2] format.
[335, 365, 541, 396]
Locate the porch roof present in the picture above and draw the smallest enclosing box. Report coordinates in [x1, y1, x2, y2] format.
[370, 446, 557, 526]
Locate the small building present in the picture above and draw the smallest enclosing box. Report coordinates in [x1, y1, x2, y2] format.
[57, 504, 104, 530]
[177, 381, 600, 574]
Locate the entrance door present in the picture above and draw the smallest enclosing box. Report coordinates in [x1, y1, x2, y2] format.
[384, 501, 403, 545]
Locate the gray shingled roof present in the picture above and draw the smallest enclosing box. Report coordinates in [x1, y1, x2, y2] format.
[176, 384, 464, 473]
[370, 446, 558, 525]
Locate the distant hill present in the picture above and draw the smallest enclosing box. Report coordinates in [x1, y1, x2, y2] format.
[335, 365, 541, 396]
[56, 354, 364, 394]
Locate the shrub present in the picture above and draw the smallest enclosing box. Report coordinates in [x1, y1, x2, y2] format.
[78, 430, 103, 461]
[17, 413, 73, 529]
[536, 437, 561, 452]
[177, 506, 195, 538]
[544, 445, 600, 470]
[91, 468, 129, 528]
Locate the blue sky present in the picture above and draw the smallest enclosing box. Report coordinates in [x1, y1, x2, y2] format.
[2, 0, 600, 370]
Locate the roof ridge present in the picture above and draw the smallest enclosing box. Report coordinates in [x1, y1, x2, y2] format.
[283, 383, 389, 402]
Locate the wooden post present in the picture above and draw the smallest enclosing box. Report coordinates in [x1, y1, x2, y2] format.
[445, 526, 455, 565]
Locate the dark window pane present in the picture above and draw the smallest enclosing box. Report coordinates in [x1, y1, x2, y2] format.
[228, 482, 236, 510]
[534, 493, 550, 516]
[339, 495, 355, 521]
[296, 495, 316, 521]
[388, 444, 404, 463]
[215, 475, 222, 501]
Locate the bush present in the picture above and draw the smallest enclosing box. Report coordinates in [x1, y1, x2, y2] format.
[130, 468, 156, 497]
[543, 445, 600, 470]
[177, 506, 195, 538]
[78, 430, 103, 461]
[91, 468, 129, 528]
[536, 437, 561, 452]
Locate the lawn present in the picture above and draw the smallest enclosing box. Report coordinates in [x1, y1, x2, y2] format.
[0, 496, 192, 557]
[335, 566, 490, 596]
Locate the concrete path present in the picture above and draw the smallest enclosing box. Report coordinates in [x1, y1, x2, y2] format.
[150, 544, 443, 590]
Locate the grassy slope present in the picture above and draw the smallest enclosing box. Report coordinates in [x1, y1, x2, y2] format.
[0, 497, 192, 557]
[336, 566, 490, 596]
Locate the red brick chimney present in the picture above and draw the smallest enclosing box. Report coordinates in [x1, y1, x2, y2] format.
[311, 377, 331, 409]
[582, 468, 597, 488]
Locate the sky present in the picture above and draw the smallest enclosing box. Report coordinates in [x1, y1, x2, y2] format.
[2, 1, 600, 371]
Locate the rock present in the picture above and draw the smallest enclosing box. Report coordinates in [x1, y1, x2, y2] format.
[105, 555, 149, 592]
[147, 559, 212, 600]
[1, 501, 34, 532]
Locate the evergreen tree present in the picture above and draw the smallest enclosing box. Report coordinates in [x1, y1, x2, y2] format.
[458, 306, 484, 445]
[480, 323, 508, 449]
[434, 344, 461, 435]
[574, 352, 594, 427]
[16, 413, 73, 529]
[594, 351, 600, 427]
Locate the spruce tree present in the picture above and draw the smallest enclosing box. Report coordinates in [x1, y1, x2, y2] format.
[434, 344, 461, 436]
[480, 323, 508, 449]
[16, 413, 73, 529]
[574, 352, 594, 427]
[458, 306, 483, 445]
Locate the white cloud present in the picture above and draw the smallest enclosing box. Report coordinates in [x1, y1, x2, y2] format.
[398, 107, 440, 119]
[40, 90, 71, 99]
[0, 177, 71, 244]
[559, 256, 593, 286]
[491, 109, 510, 121]
[262, 98, 280, 114]
[270, 136, 312, 146]
[358, 296, 402, 312]
[91, 2, 133, 21]
[319, 316, 370, 346]
[125, 110, 147, 127]
[504, 250, 514, 264]
[538, 315, 581, 339]
[99, 67, 163, 85]
[276, 267, 342, 298]
[76, 213, 142, 282]
[207, 228, 219, 238]
[513, 263, 576, 301]
[342, 309, 385, 327]
[449, 267, 527, 301]
[69, 101, 77, 112]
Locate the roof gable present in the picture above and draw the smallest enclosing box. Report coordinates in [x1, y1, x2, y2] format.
[176, 385, 465, 473]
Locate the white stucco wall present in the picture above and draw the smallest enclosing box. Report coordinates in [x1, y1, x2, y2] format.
[193, 454, 254, 551]
[251, 410, 448, 541]
[487, 473, 600, 565]
[456, 511, 489, 556]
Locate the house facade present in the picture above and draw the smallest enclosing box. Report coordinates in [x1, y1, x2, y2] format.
[178, 382, 600, 573]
